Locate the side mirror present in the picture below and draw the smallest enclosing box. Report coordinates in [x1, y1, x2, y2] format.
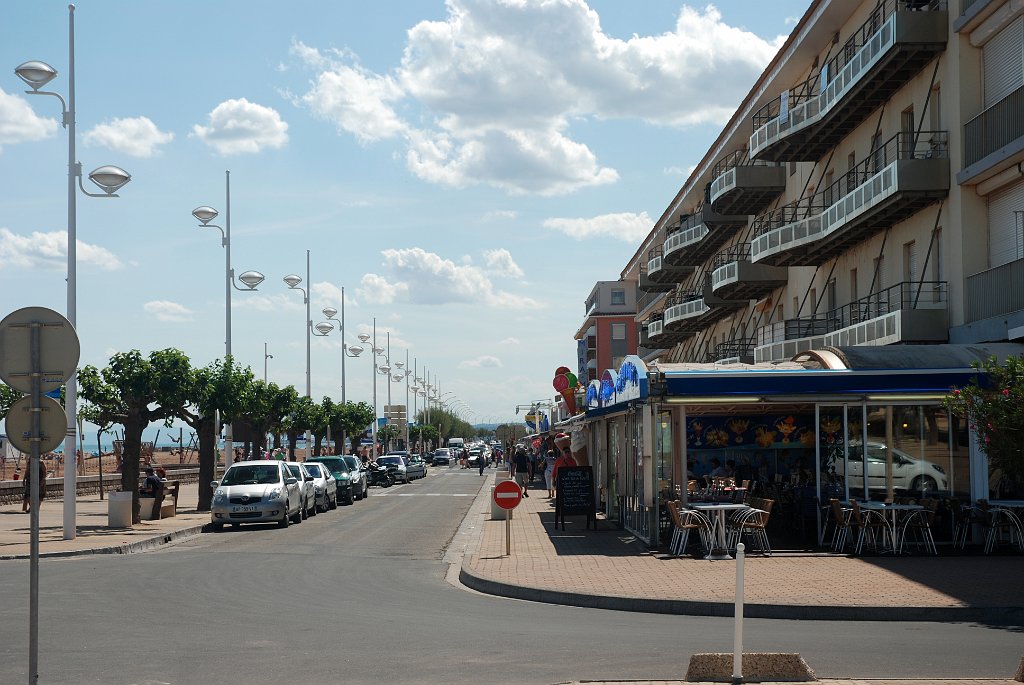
[210, 481, 220, 488]
[285, 477, 298, 485]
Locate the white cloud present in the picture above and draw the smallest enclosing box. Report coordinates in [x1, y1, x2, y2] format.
[0, 228, 122, 270]
[663, 164, 697, 177]
[143, 300, 194, 323]
[543, 211, 652, 242]
[785, 16, 800, 26]
[484, 210, 518, 221]
[359, 247, 539, 309]
[192, 98, 289, 155]
[233, 293, 303, 313]
[83, 116, 174, 157]
[0, 87, 58, 152]
[292, 1, 783, 195]
[459, 355, 503, 369]
[499, 337, 520, 345]
[483, 248, 524, 279]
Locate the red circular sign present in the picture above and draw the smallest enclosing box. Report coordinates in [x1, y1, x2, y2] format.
[493, 479, 523, 510]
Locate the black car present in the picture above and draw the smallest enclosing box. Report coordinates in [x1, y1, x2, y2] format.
[306, 456, 355, 504]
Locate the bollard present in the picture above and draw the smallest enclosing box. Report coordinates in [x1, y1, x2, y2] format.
[733, 542, 745, 684]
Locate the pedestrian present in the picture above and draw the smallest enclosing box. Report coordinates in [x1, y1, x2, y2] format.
[552, 435, 577, 486]
[543, 447, 558, 498]
[478, 451, 486, 476]
[512, 446, 532, 497]
[139, 466, 165, 521]
[21, 459, 47, 513]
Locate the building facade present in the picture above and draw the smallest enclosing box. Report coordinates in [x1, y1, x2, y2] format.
[575, 280, 638, 385]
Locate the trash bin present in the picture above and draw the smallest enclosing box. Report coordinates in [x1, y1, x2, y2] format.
[108, 491, 133, 527]
[490, 485, 508, 520]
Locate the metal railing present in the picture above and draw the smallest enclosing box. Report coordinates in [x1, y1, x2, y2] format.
[965, 258, 1024, 322]
[636, 289, 665, 314]
[706, 338, 756, 363]
[710, 243, 752, 271]
[964, 84, 1024, 168]
[710, 148, 780, 179]
[756, 280, 947, 345]
[753, 131, 948, 236]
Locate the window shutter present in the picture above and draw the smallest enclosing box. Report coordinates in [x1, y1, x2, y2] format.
[988, 180, 1024, 268]
[983, 17, 1024, 108]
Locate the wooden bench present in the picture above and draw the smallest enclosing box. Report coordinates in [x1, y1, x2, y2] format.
[138, 480, 180, 519]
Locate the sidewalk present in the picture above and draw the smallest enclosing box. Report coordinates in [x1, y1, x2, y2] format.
[461, 474, 1024, 625]
[0, 481, 209, 559]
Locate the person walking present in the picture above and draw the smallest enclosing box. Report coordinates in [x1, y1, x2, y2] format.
[512, 446, 532, 497]
[21, 458, 47, 513]
[543, 447, 558, 498]
[478, 451, 487, 476]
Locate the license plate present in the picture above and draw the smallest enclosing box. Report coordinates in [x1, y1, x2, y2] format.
[231, 505, 257, 513]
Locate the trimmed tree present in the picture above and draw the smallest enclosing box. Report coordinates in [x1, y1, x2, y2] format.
[944, 354, 1024, 489]
[78, 349, 193, 523]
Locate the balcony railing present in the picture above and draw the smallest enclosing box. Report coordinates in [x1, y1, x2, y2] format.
[754, 281, 947, 360]
[708, 147, 786, 213]
[706, 338, 756, 363]
[750, 0, 946, 160]
[663, 288, 707, 326]
[964, 84, 1024, 169]
[965, 258, 1024, 322]
[751, 131, 949, 264]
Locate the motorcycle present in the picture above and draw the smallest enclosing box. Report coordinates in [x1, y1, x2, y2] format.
[366, 461, 394, 488]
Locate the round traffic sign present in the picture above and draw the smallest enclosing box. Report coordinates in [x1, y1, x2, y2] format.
[493, 479, 523, 510]
[0, 307, 80, 395]
[5, 395, 68, 453]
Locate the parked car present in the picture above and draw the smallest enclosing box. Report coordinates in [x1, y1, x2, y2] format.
[378, 455, 410, 483]
[466, 448, 486, 468]
[307, 456, 356, 504]
[210, 460, 302, 529]
[302, 461, 337, 512]
[432, 448, 452, 466]
[835, 442, 949, 493]
[405, 455, 428, 480]
[341, 455, 369, 500]
[286, 461, 317, 518]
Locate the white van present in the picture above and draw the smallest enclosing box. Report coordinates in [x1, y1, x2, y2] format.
[447, 437, 465, 451]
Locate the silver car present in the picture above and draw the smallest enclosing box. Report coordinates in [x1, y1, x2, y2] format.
[286, 461, 317, 518]
[210, 460, 302, 529]
[405, 455, 428, 480]
[341, 455, 369, 500]
[302, 461, 337, 512]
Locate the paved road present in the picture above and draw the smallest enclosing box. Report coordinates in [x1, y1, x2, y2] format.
[0, 467, 1020, 684]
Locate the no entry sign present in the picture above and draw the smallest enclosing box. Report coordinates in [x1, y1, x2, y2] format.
[493, 479, 523, 510]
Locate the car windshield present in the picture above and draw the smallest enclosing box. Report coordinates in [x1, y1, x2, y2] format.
[311, 458, 349, 475]
[342, 457, 359, 470]
[302, 465, 321, 478]
[287, 464, 303, 479]
[221, 465, 280, 486]
[378, 456, 402, 465]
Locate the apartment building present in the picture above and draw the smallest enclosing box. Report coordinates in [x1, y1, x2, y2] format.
[575, 280, 638, 384]
[633, 0, 1023, 366]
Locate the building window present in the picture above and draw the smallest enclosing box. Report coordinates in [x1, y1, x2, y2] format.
[610, 289, 626, 305]
[611, 323, 627, 340]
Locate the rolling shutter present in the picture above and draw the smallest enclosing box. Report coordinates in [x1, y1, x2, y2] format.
[988, 180, 1024, 268]
[983, 16, 1024, 108]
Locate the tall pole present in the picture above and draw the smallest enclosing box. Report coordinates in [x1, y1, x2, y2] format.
[404, 349, 410, 452]
[263, 342, 269, 382]
[63, 3, 78, 541]
[340, 286, 347, 453]
[386, 331, 392, 452]
[371, 318, 378, 457]
[305, 249, 312, 455]
[224, 170, 234, 472]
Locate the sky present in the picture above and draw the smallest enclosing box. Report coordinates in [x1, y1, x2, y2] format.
[0, 0, 808, 442]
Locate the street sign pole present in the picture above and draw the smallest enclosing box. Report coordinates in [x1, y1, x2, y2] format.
[29, 320, 41, 685]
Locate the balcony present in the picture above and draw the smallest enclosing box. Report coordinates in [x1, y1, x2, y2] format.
[708, 148, 787, 215]
[754, 280, 949, 362]
[639, 246, 693, 293]
[960, 84, 1024, 184]
[662, 206, 748, 268]
[751, 131, 949, 267]
[710, 243, 789, 300]
[706, 338, 756, 364]
[663, 283, 747, 334]
[965, 258, 1024, 323]
[645, 314, 692, 346]
[750, 0, 948, 162]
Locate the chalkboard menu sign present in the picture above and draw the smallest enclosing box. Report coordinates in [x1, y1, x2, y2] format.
[555, 465, 596, 531]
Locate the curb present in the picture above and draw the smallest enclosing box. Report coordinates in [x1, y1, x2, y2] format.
[0, 523, 208, 561]
[458, 559, 1024, 625]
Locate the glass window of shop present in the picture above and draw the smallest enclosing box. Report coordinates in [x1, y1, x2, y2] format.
[606, 419, 620, 521]
[656, 410, 673, 501]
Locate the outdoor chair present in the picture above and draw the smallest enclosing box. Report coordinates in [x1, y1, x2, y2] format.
[899, 498, 938, 555]
[828, 498, 853, 552]
[981, 502, 1024, 554]
[849, 500, 891, 554]
[666, 501, 710, 557]
[728, 498, 774, 556]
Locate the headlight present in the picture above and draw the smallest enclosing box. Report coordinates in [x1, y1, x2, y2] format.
[213, 489, 227, 504]
[268, 487, 283, 500]
[932, 464, 946, 474]
[337, 473, 350, 480]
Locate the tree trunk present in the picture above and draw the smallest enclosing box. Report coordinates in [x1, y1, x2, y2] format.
[119, 415, 147, 524]
[272, 432, 282, 449]
[287, 429, 298, 460]
[197, 416, 216, 512]
[314, 432, 324, 457]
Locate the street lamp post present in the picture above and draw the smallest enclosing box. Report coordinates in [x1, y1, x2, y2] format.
[357, 320, 386, 457]
[284, 250, 313, 455]
[192, 173, 265, 473]
[321, 289, 365, 454]
[16, 6, 132, 543]
[264, 343, 272, 383]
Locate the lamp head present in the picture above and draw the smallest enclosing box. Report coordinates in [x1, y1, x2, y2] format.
[238, 270, 265, 289]
[378, 364, 391, 375]
[89, 166, 131, 195]
[322, 306, 337, 319]
[372, 346, 385, 355]
[357, 333, 371, 343]
[192, 205, 219, 225]
[315, 322, 334, 335]
[392, 373, 403, 382]
[394, 361, 404, 370]
[15, 60, 57, 90]
[347, 344, 364, 357]
[283, 274, 302, 289]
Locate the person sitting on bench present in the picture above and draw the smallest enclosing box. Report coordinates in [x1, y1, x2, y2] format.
[139, 466, 165, 521]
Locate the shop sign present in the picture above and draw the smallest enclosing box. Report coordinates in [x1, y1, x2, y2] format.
[585, 355, 648, 411]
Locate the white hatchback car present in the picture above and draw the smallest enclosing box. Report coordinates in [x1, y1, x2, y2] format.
[210, 460, 302, 529]
[835, 442, 949, 493]
[302, 461, 338, 512]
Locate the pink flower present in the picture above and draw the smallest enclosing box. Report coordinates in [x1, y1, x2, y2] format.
[1003, 389, 1010, 396]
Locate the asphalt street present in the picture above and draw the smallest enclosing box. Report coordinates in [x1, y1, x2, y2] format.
[0, 467, 1020, 684]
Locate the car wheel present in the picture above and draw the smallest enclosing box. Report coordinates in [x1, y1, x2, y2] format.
[279, 511, 289, 528]
[211, 522, 224, 531]
[911, 476, 936, 492]
[362, 482, 369, 498]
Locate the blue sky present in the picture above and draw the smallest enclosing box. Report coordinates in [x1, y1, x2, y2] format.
[1, 0, 808, 439]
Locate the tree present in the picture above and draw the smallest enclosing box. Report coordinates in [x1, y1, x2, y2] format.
[284, 396, 318, 459]
[419, 424, 438, 449]
[944, 355, 1024, 488]
[79, 349, 193, 523]
[378, 424, 400, 451]
[328, 401, 375, 455]
[0, 381, 19, 415]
